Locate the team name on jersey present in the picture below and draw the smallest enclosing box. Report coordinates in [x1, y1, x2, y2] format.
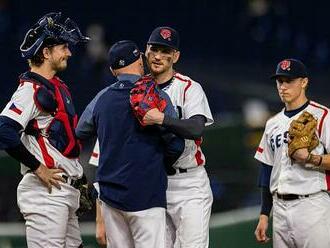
[270, 131, 289, 151]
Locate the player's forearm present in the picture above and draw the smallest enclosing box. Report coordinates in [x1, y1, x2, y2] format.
[96, 199, 104, 223]
[6, 143, 41, 171]
[76, 105, 96, 141]
[75, 122, 96, 141]
[162, 114, 206, 139]
[0, 116, 22, 149]
[258, 214, 269, 222]
[0, 116, 40, 170]
[308, 154, 330, 170]
[162, 133, 185, 167]
[260, 187, 273, 216]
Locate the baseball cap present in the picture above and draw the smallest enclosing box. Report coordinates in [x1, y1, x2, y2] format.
[147, 26, 180, 50]
[270, 59, 308, 79]
[108, 40, 141, 69]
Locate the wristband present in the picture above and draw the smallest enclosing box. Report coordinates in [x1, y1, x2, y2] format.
[306, 153, 312, 163]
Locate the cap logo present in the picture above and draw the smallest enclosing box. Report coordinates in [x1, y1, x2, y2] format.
[133, 49, 139, 57]
[160, 28, 172, 40]
[280, 60, 291, 71]
[119, 60, 125, 66]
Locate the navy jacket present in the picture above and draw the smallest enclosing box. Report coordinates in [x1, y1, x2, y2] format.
[76, 74, 184, 211]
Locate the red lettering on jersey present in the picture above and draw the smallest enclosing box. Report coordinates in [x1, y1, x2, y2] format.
[257, 147, 264, 153]
[280, 60, 291, 70]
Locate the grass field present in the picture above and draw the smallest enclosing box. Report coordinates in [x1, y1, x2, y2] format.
[0, 206, 273, 248]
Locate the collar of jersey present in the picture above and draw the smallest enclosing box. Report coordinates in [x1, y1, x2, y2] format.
[116, 73, 140, 83]
[284, 100, 309, 118]
[110, 74, 141, 90]
[158, 77, 173, 90]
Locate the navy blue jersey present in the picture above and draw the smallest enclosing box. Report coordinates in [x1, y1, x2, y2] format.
[76, 74, 183, 211]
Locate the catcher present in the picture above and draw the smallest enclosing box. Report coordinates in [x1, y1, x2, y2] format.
[0, 13, 89, 247]
[254, 58, 330, 248]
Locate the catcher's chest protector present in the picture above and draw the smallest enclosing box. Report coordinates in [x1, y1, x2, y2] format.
[20, 71, 80, 160]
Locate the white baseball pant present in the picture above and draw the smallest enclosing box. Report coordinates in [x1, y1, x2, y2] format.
[166, 166, 213, 248]
[273, 191, 330, 248]
[101, 201, 166, 248]
[17, 173, 82, 248]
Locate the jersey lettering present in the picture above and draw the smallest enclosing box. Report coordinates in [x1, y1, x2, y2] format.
[270, 131, 289, 151]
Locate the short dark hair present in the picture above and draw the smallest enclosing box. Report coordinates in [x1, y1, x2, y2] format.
[28, 38, 58, 67]
[28, 47, 46, 67]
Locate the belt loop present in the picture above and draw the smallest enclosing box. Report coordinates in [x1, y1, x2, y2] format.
[62, 174, 69, 183]
[62, 174, 75, 186]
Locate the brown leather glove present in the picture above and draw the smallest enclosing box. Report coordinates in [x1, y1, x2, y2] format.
[288, 111, 319, 158]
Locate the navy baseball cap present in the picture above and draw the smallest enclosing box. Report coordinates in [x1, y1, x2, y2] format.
[108, 40, 141, 69]
[147, 26, 180, 50]
[270, 59, 308, 79]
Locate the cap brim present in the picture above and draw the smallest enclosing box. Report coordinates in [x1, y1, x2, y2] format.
[270, 73, 299, 80]
[147, 41, 179, 50]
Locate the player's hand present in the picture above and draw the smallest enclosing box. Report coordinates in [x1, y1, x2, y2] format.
[254, 214, 271, 243]
[96, 218, 107, 248]
[96, 199, 107, 247]
[291, 148, 309, 163]
[143, 108, 165, 125]
[34, 164, 65, 193]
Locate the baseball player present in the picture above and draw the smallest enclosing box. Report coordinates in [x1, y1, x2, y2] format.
[142, 27, 214, 248]
[254, 58, 330, 248]
[0, 13, 89, 247]
[88, 140, 107, 247]
[75, 40, 184, 248]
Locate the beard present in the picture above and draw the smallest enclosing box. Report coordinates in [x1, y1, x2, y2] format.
[51, 58, 68, 72]
[148, 59, 172, 75]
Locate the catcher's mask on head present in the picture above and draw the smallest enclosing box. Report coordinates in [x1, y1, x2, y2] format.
[270, 58, 308, 80]
[20, 12, 90, 59]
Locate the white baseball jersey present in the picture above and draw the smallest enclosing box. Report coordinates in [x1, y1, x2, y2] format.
[162, 73, 213, 248]
[255, 101, 330, 195]
[163, 72, 214, 169]
[0, 81, 83, 177]
[88, 72, 214, 169]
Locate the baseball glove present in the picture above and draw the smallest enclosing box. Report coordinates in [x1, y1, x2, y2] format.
[130, 77, 167, 126]
[74, 174, 94, 217]
[288, 111, 319, 158]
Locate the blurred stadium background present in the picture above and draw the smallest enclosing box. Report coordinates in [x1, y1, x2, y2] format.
[1, 0, 330, 247]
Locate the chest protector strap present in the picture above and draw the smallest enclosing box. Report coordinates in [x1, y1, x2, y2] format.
[21, 71, 80, 162]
